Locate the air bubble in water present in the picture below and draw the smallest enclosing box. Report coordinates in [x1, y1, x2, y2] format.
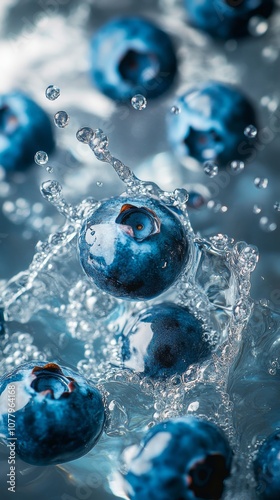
[34, 151, 48, 166]
[131, 94, 147, 111]
[40, 180, 62, 201]
[253, 204, 262, 214]
[230, 160, 245, 173]
[76, 127, 94, 144]
[244, 125, 258, 138]
[170, 105, 181, 114]
[54, 111, 70, 128]
[274, 202, 280, 212]
[248, 16, 268, 37]
[259, 217, 277, 232]
[254, 177, 268, 189]
[203, 161, 218, 178]
[45, 85, 60, 101]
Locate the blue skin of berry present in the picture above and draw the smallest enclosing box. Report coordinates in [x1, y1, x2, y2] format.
[121, 302, 211, 378]
[0, 361, 105, 465]
[90, 17, 177, 101]
[0, 92, 55, 172]
[184, 0, 274, 39]
[167, 82, 257, 167]
[125, 416, 233, 500]
[254, 431, 280, 499]
[78, 196, 189, 301]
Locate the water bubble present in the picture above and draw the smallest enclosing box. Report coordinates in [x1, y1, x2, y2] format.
[244, 125, 258, 138]
[54, 111, 70, 128]
[46, 166, 54, 173]
[76, 127, 94, 144]
[45, 85, 60, 101]
[230, 160, 245, 173]
[259, 217, 277, 232]
[96, 181, 103, 187]
[274, 202, 280, 212]
[203, 161, 219, 178]
[248, 16, 268, 37]
[40, 180, 62, 201]
[262, 46, 279, 63]
[170, 105, 181, 115]
[34, 151, 48, 166]
[253, 204, 262, 214]
[131, 94, 147, 111]
[254, 177, 268, 189]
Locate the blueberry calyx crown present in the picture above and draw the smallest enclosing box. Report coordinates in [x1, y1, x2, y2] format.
[115, 203, 161, 241]
[31, 362, 77, 399]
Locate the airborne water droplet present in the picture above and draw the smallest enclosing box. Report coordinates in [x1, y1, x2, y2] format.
[273, 202, 280, 212]
[34, 151, 48, 166]
[244, 124, 258, 138]
[253, 204, 262, 214]
[259, 217, 277, 232]
[248, 16, 268, 37]
[203, 161, 219, 178]
[254, 177, 268, 189]
[54, 111, 70, 128]
[230, 160, 245, 173]
[45, 85, 60, 101]
[40, 180, 62, 201]
[170, 105, 181, 115]
[131, 94, 147, 111]
[76, 127, 94, 144]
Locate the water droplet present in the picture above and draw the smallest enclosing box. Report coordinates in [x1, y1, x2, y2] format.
[34, 151, 48, 166]
[274, 202, 280, 212]
[244, 125, 258, 138]
[230, 160, 245, 173]
[254, 177, 268, 189]
[40, 180, 62, 201]
[248, 16, 268, 37]
[46, 166, 54, 173]
[45, 85, 60, 101]
[259, 217, 277, 232]
[207, 200, 222, 213]
[262, 46, 279, 63]
[170, 105, 181, 114]
[131, 94, 147, 111]
[253, 204, 262, 214]
[54, 111, 70, 128]
[203, 161, 219, 178]
[96, 181, 103, 187]
[76, 127, 94, 144]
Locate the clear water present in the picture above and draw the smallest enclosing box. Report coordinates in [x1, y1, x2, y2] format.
[0, 1, 279, 499]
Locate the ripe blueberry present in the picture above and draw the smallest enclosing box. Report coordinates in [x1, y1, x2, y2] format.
[124, 416, 233, 500]
[78, 196, 189, 300]
[167, 82, 257, 167]
[90, 17, 177, 101]
[184, 0, 274, 39]
[0, 361, 105, 465]
[121, 302, 211, 378]
[0, 92, 55, 171]
[254, 431, 280, 499]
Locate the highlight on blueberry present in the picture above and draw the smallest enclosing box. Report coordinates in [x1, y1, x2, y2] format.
[0, 92, 55, 172]
[90, 17, 177, 101]
[167, 81, 257, 168]
[184, 0, 274, 39]
[124, 416, 233, 500]
[254, 430, 280, 499]
[78, 196, 189, 300]
[0, 361, 105, 465]
[121, 302, 211, 378]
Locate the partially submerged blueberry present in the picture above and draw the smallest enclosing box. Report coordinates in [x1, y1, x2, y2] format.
[78, 196, 189, 300]
[0, 361, 105, 465]
[90, 17, 177, 101]
[124, 416, 233, 500]
[121, 302, 211, 378]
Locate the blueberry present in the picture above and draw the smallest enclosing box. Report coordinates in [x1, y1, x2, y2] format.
[78, 196, 189, 300]
[184, 0, 274, 39]
[124, 416, 233, 500]
[0, 308, 5, 337]
[0, 361, 105, 465]
[254, 431, 280, 499]
[0, 92, 55, 172]
[90, 17, 177, 101]
[121, 302, 211, 378]
[167, 82, 257, 167]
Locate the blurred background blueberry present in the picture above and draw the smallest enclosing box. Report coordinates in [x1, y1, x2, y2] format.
[254, 431, 280, 499]
[90, 16, 177, 101]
